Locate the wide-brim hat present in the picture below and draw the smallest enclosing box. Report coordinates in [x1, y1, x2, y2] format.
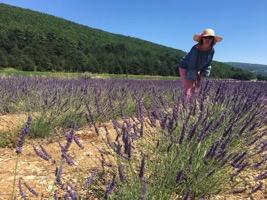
[193, 28, 223, 43]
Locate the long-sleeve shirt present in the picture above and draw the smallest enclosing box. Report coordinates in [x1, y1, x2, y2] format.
[179, 44, 214, 81]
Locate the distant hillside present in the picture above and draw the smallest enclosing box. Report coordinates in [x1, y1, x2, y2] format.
[226, 62, 267, 76]
[0, 3, 256, 79]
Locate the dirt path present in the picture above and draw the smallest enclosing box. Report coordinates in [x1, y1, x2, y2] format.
[0, 114, 266, 199]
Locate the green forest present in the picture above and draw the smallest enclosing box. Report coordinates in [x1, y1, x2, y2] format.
[0, 3, 258, 79]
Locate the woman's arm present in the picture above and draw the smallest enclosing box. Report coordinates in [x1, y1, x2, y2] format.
[201, 51, 214, 77]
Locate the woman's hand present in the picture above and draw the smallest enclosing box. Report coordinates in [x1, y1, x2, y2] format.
[194, 71, 202, 91]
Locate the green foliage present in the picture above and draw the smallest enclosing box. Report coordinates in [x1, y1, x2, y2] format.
[256, 74, 267, 81]
[0, 130, 18, 148]
[29, 115, 53, 138]
[0, 3, 254, 79]
[80, 72, 94, 80]
[55, 111, 87, 129]
[211, 61, 257, 80]
[110, 129, 232, 199]
[226, 62, 267, 76]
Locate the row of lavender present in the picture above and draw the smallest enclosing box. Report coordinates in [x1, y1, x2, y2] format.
[2, 76, 266, 199]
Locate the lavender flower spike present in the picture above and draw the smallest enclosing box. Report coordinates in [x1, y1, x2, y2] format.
[54, 190, 59, 200]
[62, 151, 75, 165]
[255, 171, 267, 180]
[139, 157, 146, 179]
[104, 175, 116, 200]
[18, 178, 27, 200]
[84, 169, 99, 189]
[74, 135, 84, 149]
[24, 181, 38, 197]
[250, 182, 263, 194]
[16, 115, 32, 154]
[118, 164, 126, 182]
[55, 166, 64, 189]
[69, 188, 78, 200]
[140, 178, 148, 200]
[32, 145, 50, 162]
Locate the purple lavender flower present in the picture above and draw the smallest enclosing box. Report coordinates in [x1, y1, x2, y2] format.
[252, 156, 266, 169]
[139, 157, 146, 179]
[16, 115, 32, 154]
[231, 161, 249, 179]
[251, 182, 263, 194]
[176, 170, 186, 184]
[231, 152, 247, 167]
[182, 190, 190, 200]
[140, 178, 148, 200]
[231, 187, 247, 194]
[187, 122, 199, 141]
[179, 125, 186, 144]
[84, 169, 99, 189]
[112, 119, 122, 130]
[39, 145, 52, 159]
[205, 141, 219, 160]
[33, 145, 55, 163]
[220, 135, 231, 150]
[18, 178, 27, 200]
[126, 140, 132, 159]
[114, 142, 122, 156]
[63, 192, 70, 199]
[255, 171, 267, 180]
[118, 164, 126, 182]
[73, 135, 84, 149]
[236, 161, 249, 173]
[257, 141, 267, 154]
[104, 175, 116, 200]
[24, 181, 38, 197]
[54, 190, 59, 200]
[33, 145, 50, 162]
[69, 188, 78, 200]
[55, 166, 64, 189]
[61, 151, 75, 165]
[64, 129, 75, 152]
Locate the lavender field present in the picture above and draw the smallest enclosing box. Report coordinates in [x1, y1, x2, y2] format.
[0, 76, 266, 200]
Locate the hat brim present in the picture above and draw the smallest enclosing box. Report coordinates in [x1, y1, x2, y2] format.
[193, 34, 223, 43]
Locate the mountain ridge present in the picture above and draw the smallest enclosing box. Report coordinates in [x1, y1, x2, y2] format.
[225, 62, 267, 75]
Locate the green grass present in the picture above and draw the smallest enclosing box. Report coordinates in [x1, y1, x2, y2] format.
[0, 68, 80, 78]
[0, 130, 18, 148]
[0, 68, 179, 80]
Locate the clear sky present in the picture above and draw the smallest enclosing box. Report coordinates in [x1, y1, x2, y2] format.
[1, 0, 267, 65]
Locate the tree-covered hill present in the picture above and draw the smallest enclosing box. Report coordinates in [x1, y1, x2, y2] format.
[0, 3, 256, 79]
[226, 62, 267, 80]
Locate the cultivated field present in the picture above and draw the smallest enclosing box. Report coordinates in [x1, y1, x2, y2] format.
[0, 76, 266, 199]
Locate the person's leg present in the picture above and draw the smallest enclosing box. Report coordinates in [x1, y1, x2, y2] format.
[179, 67, 195, 99]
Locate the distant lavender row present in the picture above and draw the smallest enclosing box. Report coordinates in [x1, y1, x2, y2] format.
[0, 76, 180, 111]
[0, 77, 266, 114]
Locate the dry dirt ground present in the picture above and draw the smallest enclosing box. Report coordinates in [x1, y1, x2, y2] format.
[0, 114, 266, 200]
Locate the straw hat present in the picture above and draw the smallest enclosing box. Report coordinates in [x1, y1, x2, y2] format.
[193, 28, 223, 43]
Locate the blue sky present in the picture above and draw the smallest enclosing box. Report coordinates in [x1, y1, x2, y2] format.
[1, 0, 267, 65]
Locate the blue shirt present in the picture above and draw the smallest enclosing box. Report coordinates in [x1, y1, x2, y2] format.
[180, 44, 214, 81]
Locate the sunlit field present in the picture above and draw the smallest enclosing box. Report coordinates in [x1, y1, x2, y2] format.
[0, 68, 179, 80]
[0, 74, 266, 200]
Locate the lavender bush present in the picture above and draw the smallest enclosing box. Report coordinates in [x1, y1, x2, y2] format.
[0, 76, 266, 199]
